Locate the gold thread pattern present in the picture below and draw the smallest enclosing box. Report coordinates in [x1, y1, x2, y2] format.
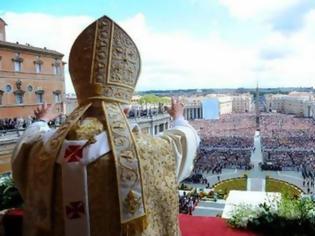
[102, 102, 145, 223]
[109, 25, 140, 88]
[92, 18, 111, 84]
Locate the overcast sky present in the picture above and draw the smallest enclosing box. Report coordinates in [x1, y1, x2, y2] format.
[1, 0, 315, 92]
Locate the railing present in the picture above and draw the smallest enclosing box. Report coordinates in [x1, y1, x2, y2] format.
[0, 113, 171, 138]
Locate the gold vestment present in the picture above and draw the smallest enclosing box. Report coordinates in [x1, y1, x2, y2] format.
[11, 15, 199, 236]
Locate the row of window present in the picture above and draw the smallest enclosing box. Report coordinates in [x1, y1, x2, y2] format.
[0, 54, 63, 75]
[0, 92, 61, 105]
[12, 60, 62, 74]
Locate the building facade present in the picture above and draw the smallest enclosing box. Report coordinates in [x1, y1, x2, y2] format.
[184, 101, 203, 120]
[182, 93, 253, 120]
[232, 93, 253, 113]
[0, 18, 65, 118]
[65, 93, 78, 114]
[265, 92, 314, 117]
[217, 96, 233, 115]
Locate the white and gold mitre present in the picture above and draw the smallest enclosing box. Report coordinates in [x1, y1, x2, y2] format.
[69, 15, 141, 105]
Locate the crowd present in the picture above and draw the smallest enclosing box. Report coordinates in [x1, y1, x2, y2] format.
[190, 112, 315, 175]
[194, 148, 252, 173]
[191, 113, 256, 137]
[260, 113, 315, 170]
[261, 135, 315, 150]
[0, 115, 66, 135]
[201, 137, 253, 149]
[0, 117, 32, 131]
[179, 191, 200, 215]
[261, 150, 315, 171]
[190, 114, 255, 174]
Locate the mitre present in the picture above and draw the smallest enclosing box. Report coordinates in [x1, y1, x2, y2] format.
[69, 15, 141, 105]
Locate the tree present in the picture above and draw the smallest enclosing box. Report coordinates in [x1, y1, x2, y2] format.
[139, 94, 171, 105]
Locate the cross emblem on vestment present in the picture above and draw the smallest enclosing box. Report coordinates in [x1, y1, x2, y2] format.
[64, 145, 83, 163]
[65, 201, 85, 219]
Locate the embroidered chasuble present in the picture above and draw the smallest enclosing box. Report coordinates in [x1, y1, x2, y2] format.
[11, 15, 200, 236]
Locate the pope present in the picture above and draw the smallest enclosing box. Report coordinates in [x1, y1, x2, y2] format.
[12, 15, 199, 236]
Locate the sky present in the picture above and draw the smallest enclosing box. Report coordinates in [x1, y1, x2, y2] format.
[1, 0, 315, 92]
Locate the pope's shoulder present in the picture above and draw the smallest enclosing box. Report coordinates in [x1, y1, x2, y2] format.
[132, 128, 175, 159]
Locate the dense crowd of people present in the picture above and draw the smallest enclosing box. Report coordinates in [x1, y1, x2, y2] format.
[190, 112, 315, 175]
[194, 148, 252, 173]
[191, 114, 255, 173]
[262, 150, 315, 171]
[201, 137, 253, 149]
[260, 113, 315, 170]
[191, 113, 256, 137]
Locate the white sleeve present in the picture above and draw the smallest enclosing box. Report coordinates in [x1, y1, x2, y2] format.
[173, 116, 201, 144]
[11, 121, 53, 198]
[162, 116, 200, 183]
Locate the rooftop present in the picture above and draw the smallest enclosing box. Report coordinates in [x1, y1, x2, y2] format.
[0, 18, 7, 25]
[0, 40, 64, 58]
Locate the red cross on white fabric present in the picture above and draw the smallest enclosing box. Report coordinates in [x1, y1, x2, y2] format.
[65, 201, 85, 219]
[64, 145, 83, 163]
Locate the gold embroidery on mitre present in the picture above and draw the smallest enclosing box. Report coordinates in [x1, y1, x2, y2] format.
[69, 16, 141, 105]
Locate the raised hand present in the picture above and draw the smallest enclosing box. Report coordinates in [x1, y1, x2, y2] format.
[166, 97, 184, 119]
[34, 102, 60, 122]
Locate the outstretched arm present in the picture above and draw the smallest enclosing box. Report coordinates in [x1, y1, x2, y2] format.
[163, 97, 200, 182]
[11, 103, 60, 198]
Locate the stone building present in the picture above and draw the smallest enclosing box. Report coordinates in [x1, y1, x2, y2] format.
[184, 100, 203, 120]
[265, 92, 314, 117]
[232, 93, 253, 113]
[217, 96, 233, 115]
[65, 93, 78, 114]
[0, 18, 65, 118]
[303, 101, 314, 118]
[182, 94, 235, 120]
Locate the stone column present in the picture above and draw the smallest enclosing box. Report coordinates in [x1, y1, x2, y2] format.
[151, 123, 155, 135]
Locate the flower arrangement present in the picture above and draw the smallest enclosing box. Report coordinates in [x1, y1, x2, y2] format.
[0, 174, 23, 211]
[228, 193, 315, 235]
